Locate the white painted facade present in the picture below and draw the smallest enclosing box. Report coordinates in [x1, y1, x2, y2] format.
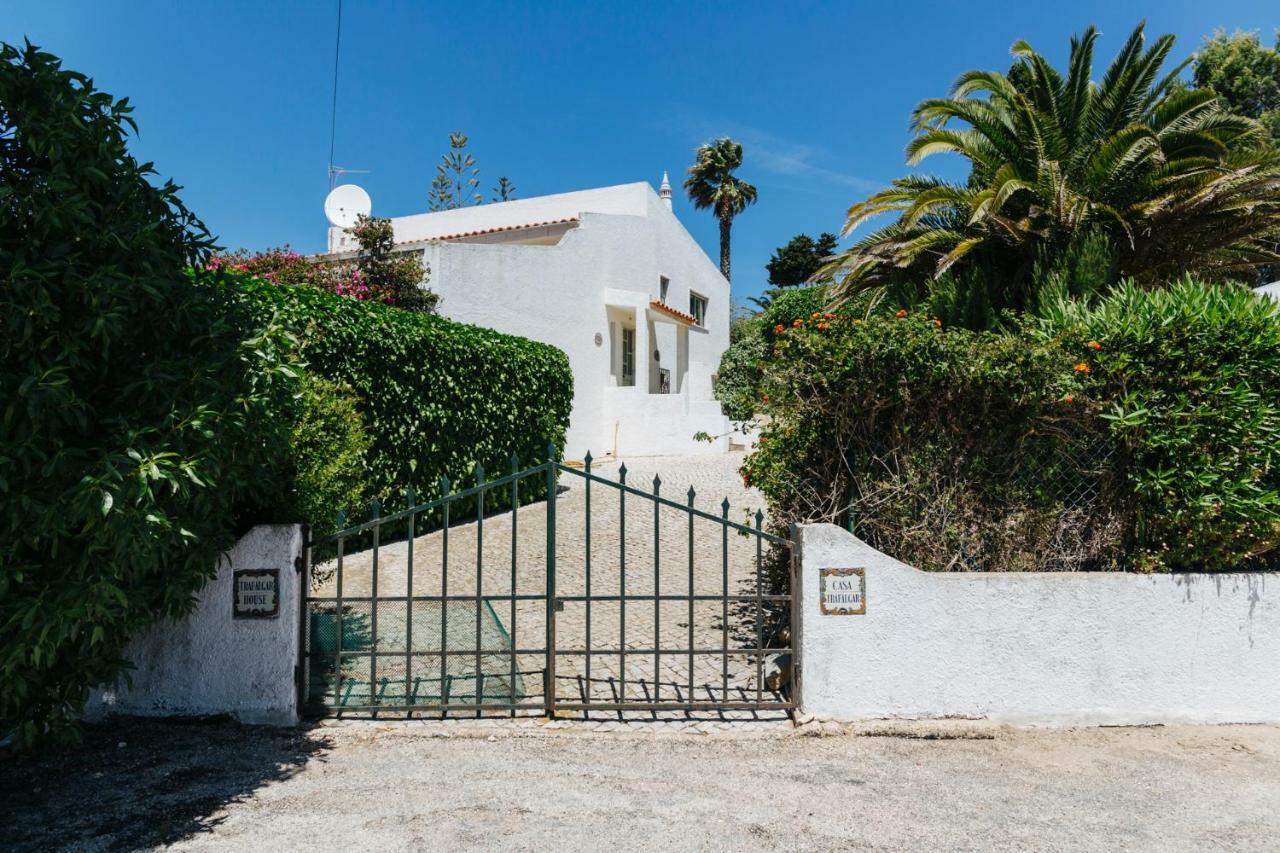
[325, 180, 732, 460]
[796, 524, 1280, 726]
[85, 525, 304, 726]
[1255, 281, 1280, 301]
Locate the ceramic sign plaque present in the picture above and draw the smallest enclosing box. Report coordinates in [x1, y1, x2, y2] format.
[233, 568, 280, 619]
[819, 567, 865, 615]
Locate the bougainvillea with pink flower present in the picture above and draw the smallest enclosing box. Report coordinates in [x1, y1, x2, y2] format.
[207, 216, 437, 311]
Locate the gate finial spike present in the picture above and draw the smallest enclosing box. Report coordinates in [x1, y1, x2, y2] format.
[755, 508, 764, 527]
[336, 509, 346, 528]
[510, 451, 519, 473]
[618, 462, 627, 483]
[687, 485, 696, 504]
[546, 442, 556, 462]
[583, 450, 592, 471]
[406, 486, 415, 508]
[440, 474, 451, 495]
[721, 497, 730, 515]
[370, 498, 381, 518]
[652, 474, 661, 493]
[474, 461, 485, 485]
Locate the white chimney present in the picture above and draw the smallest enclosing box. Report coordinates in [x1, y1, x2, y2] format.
[659, 170, 672, 209]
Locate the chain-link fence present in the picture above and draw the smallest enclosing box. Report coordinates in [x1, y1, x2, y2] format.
[846, 433, 1130, 573]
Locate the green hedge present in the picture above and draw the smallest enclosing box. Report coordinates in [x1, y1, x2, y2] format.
[280, 374, 372, 539]
[235, 276, 574, 523]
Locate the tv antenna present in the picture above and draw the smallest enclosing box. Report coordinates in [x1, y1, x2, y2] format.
[326, 0, 369, 191]
[328, 165, 370, 190]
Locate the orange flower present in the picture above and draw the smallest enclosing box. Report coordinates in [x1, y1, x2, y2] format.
[895, 309, 908, 318]
[793, 318, 803, 328]
[1087, 340, 1101, 351]
[824, 313, 835, 319]
[812, 311, 821, 319]
[761, 393, 769, 402]
[775, 324, 785, 333]
[1073, 362, 1091, 374]
[1063, 394, 1074, 404]
[933, 318, 942, 328]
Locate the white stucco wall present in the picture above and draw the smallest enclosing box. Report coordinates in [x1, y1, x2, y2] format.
[796, 523, 1280, 726]
[86, 525, 304, 725]
[388, 183, 731, 460]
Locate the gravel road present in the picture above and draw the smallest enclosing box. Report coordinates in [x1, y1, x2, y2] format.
[6, 718, 1280, 852]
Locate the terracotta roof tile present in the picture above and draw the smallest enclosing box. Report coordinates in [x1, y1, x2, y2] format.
[395, 217, 578, 246]
[649, 299, 700, 325]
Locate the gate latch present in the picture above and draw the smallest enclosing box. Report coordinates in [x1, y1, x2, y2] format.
[554, 598, 566, 612]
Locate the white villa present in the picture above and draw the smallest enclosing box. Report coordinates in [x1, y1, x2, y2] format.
[324, 176, 733, 461]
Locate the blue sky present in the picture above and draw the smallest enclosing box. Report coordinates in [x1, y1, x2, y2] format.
[4, 1, 1276, 305]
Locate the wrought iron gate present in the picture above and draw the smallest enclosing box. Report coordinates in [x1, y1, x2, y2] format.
[300, 446, 795, 717]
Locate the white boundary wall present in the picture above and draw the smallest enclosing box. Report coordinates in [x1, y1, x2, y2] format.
[86, 524, 304, 725]
[796, 523, 1280, 726]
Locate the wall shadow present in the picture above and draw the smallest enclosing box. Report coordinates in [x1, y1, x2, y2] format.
[1, 717, 331, 851]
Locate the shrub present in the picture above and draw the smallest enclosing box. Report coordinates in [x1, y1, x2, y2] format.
[743, 310, 1116, 572]
[211, 216, 436, 312]
[233, 277, 574, 521]
[744, 278, 1280, 573]
[1040, 279, 1280, 571]
[0, 43, 300, 746]
[717, 330, 770, 422]
[208, 246, 315, 288]
[281, 374, 373, 539]
[716, 286, 869, 422]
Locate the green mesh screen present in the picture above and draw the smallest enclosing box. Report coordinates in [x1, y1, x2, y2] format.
[307, 600, 527, 707]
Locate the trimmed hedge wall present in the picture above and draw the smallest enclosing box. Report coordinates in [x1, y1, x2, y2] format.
[235, 276, 573, 522]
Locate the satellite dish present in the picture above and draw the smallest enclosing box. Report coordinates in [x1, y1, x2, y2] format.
[324, 184, 372, 228]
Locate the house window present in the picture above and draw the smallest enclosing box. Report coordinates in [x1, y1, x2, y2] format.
[689, 292, 708, 326]
[660, 276, 670, 302]
[621, 328, 636, 387]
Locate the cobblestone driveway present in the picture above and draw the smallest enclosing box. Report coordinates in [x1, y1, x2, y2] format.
[309, 452, 790, 715]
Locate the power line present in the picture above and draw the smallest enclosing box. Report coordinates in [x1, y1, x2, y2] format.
[327, 0, 343, 189]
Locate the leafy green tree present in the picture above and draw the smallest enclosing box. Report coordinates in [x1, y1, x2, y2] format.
[0, 43, 300, 745]
[684, 137, 758, 282]
[428, 131, 481, 211]
[1193, 29, 1280, 139]
[350, 215, 437, 312]
[766, 232, 840, 287]
[821, 24, 1280, 312]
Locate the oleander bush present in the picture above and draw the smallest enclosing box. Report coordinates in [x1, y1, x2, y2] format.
[0, 43, 301, 746]
[1040, 279, 1280, 572]
[716, 286, 868, 421]
[742, 279, 1280, 572]
[233, 276, 574, 522]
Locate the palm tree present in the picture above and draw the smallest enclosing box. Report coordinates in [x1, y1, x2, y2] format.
[684, 137, 757, 282]
[819, 24, 1280, 308]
